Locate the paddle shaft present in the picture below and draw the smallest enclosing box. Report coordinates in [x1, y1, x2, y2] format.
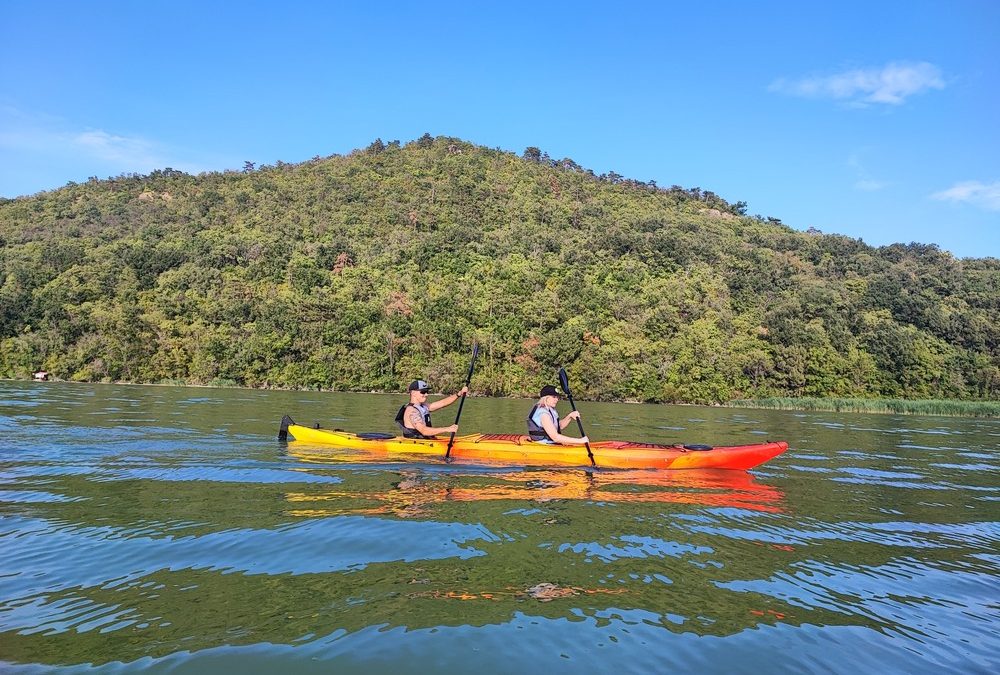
[446, 343, 479, 459]
[559, 368, 595, 467]
[564, 390, 596, 467]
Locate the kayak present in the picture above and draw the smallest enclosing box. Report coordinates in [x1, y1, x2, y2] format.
[278, 416, 787, 470]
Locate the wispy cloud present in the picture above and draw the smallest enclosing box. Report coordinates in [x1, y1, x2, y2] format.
[72, 130, 163, 166]
[931, 181, 1000, 211]
[847, 151, 890, 191]
[0, 106, 221, 194]
[770, 61, 945, 106]
[854, 179, 889, 192]
[0, 124, 200, 174]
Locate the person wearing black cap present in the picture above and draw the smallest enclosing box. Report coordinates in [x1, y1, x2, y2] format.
[394, 379, 470, 439]
[526, 385, 589, 445]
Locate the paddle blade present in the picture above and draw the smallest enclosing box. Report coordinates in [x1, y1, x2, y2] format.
[558, 367, 571, 396]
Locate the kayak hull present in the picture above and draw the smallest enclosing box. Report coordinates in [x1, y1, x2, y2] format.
[281, 421, 787, 470]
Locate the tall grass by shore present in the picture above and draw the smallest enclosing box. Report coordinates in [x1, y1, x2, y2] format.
[727, 397, 1000, 418]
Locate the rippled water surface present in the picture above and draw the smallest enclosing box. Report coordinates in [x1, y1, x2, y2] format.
[1, 382, 998, 673]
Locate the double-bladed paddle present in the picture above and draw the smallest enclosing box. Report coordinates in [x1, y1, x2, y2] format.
[558, 367, 596, 467]
[446, 342, 479, 460]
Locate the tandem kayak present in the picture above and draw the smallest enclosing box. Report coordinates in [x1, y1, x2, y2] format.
[278, 416, 787, 470]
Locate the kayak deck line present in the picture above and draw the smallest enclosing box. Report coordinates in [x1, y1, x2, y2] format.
[467, 433, 713, 451]
[277, 415, 788, 471]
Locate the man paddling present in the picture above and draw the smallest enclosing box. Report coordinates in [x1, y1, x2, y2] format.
[395, 379, 470, 438]
[527, 385, 590, 445]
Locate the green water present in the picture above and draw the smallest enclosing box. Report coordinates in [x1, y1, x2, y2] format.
[1, 382, 997, 673]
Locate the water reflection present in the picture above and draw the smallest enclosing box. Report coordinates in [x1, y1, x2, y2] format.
[285, 449, 787, 516]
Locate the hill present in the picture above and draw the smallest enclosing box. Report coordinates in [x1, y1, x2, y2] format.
[1, 135, 998, 403]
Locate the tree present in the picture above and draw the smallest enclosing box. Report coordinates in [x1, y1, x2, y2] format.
[523, 146, 542, 162]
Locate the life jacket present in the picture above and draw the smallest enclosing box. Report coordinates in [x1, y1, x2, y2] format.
[526, 404, 559, 442]
[395, 403, 433, 439]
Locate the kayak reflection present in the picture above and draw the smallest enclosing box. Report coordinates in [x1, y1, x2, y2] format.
[285, 447, 786, 515]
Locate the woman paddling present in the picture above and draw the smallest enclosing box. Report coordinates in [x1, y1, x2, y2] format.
[526, 385, 590, 446]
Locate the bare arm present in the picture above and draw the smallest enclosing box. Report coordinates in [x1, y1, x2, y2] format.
[406, 406, 458, 437]
[427, 386, 470, 412]
[559, 410, 580, 430]
[541, 413, 589, 446]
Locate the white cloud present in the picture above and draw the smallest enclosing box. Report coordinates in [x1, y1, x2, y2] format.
[770, 61, 945, 106]
[847, 151, 890, 191]
[931, 181, 1000, 211]
[854, 179, 889, 192]
[70, 130, 169, 170]
[0, 106, 214, 194]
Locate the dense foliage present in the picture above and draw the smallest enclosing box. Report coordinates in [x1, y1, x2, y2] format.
[2, 135, 998, 403]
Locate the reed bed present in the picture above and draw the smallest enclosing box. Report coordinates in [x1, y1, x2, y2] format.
[727, 397, 1000, 418]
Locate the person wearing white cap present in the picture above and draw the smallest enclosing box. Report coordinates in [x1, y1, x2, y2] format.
[394, 379, 470, 438]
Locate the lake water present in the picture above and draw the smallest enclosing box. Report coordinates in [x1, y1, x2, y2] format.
[1, 382, 997, 673]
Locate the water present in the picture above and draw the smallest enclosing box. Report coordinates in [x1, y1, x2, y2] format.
[1, 382, 997, 673]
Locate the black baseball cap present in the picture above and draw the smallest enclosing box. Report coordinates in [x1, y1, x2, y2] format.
[539, 385, 561, 398]
[408, 379, 430, 393]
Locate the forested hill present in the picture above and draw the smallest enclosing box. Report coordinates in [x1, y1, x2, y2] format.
[1, 135, 998, 403]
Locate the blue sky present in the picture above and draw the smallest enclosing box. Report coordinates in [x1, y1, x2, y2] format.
[2, 1, 997, 258]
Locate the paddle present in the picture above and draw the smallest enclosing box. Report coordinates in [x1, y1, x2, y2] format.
[558, 367, 596, 467]
[446, 342, 479, 460]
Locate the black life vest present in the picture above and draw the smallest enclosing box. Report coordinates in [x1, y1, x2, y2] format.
[526, 404, 559, 441]
[395, 403, 433, 438]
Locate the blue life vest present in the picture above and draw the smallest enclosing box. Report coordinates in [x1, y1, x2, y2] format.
[526, 405, 559, 442]
[395, 403, 432, 438]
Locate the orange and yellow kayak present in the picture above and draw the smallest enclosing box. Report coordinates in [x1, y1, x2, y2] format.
[279, 417, 787, 470]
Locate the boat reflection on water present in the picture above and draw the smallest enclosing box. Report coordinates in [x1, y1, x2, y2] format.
[285, 444, 785, 516]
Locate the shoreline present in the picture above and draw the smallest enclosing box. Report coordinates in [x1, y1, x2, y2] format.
[7, 378, 998, 417]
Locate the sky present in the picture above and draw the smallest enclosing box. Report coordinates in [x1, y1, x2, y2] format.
[1, 1, 997, 258]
